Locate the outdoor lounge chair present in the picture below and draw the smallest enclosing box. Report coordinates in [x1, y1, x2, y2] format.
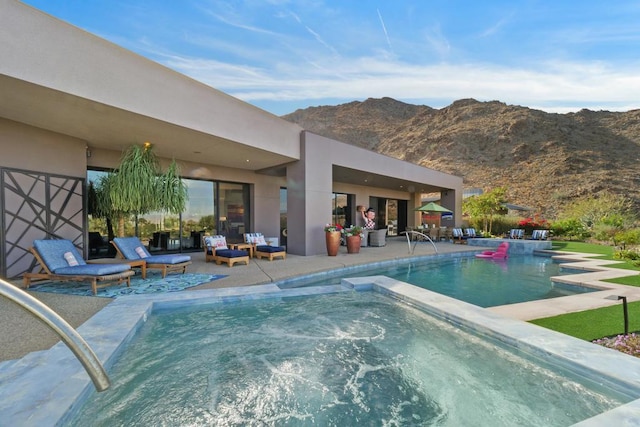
[23, 239, 134, 295]
[465, 228, 480, 238]
[111, 237, 191, 278]
[509, 229, 524, 239]
[529, 229, 549, 240]
[451, 228, 468, 244]
[204, 235, 250, 267]
[245, 232, 286, 261]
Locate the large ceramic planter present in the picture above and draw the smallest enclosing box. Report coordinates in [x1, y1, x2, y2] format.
[326, 231, 341, 256]
[346, 235, 361, 254]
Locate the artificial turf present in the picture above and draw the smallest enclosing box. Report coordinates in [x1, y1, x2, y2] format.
[530, 302, 640, 341]
[529, 241, 640, 341]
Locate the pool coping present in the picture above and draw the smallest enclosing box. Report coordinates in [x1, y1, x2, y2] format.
[488, 250, 640, 320]
[1, 273, 640, 425]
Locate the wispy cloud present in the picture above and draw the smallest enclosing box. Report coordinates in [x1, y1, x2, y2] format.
[163, 52, 640, 113]
[478, 13, 514, 38]
[24, 0, 640, 114]
[423, 24, 451, 58]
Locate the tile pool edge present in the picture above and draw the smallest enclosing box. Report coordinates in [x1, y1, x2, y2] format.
[2, 279, 640, 425]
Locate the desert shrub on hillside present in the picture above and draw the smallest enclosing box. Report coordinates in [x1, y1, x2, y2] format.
[551, 218, 589, 241]
[613, 228, 640, 248]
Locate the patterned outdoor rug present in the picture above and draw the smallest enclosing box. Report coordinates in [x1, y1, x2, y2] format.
[29, 272, 227, 298]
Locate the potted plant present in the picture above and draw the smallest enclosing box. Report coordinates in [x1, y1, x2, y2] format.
[324, 224, 343, 256]
[343, 225, 363, 254]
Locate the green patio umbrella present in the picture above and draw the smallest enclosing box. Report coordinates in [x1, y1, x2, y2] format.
[414, 202, 452, 213]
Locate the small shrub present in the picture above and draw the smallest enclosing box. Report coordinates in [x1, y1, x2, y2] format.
[592, 223, 619, 243]
[614, 249, 640, 261]
[466, 216, 517, 237]
[593, 334, 640, 357]
[551, 218, 589, 241]
[614, 228, 640, 247]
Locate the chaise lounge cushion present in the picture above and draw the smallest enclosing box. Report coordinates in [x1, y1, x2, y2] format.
[255, 245, 285, 253]
[54, 264, 132, 276]
[216, 249, 249, 258]
[112, 237, 191, 264]
[34, 239, 88, 271]
[144, 254, 192, 265]
[32, 239, 131, 276]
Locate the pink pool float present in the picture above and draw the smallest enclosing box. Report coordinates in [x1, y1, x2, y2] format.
[475, 242, 509, 259]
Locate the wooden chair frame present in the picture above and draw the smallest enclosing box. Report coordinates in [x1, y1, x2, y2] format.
[23, 247, 133, 295]
[111, 240, 191, 278]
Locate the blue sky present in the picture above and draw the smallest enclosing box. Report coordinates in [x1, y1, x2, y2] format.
[23, 0, 640, 116]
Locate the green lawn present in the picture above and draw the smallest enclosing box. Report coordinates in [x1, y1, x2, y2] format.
[551, 240, 640, 284]
[530, 302, 640, 341]
[529, 241, 640, 341]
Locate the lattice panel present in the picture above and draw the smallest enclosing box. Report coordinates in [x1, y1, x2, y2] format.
[1, 168, 84, 279]
[49, 176, 84, 246]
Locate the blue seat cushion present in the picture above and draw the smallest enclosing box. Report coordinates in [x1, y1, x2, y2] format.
[255, 245, 285, 253]
[145, 254, 191, 265]
[33, 239, 87, 271]
[216, 249, 248, 258]
[112, 237, 151, 259]
[54, 263, 131, 276]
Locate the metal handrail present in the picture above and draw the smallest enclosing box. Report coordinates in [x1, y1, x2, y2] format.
[401, 231, 438, 254]
[0, 278, 110, 391]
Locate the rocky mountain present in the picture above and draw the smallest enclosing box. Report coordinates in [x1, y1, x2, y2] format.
[282, 97, 640, 218]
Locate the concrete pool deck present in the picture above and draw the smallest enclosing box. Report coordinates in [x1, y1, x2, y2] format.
[2, 237, 640, 362]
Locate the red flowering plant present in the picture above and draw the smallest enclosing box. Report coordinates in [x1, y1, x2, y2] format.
[324, 224, 343, 232]
[518, 214, 550, 234]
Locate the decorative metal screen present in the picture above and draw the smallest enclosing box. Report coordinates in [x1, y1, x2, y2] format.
[1, 168, 85, 279]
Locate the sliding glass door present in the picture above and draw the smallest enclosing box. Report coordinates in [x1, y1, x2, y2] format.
[87, 169, 250, 253]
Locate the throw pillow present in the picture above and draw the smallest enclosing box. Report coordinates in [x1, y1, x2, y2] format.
[63, 251, 79, 267]
[209, 235, 228, 250]
[135, 246, 148, 258]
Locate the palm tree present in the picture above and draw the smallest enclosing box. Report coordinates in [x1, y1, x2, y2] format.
[95, 143, 188, 237]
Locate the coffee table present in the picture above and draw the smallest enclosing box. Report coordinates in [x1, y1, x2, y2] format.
[87, 258, 147, 279]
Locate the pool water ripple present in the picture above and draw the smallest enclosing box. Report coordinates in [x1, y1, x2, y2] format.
[68, 292, 621, 426]
[282, 255, 595, 307]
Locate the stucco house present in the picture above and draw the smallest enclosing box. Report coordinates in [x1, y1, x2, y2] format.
[0, 0, 462, 279]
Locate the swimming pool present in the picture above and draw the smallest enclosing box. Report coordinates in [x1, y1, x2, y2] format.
[3, 279, 640, 425]
[66, 291, 626, 425]
[280, 254, 595, 307]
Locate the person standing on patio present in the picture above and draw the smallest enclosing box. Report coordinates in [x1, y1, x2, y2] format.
[362, 208, 376, 229]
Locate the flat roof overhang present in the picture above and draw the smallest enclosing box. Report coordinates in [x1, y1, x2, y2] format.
[0, 2, 301, 171]
[333, 165, 446, 194]
[0, 74, 298, 172]
[327, 134, 463, 195]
